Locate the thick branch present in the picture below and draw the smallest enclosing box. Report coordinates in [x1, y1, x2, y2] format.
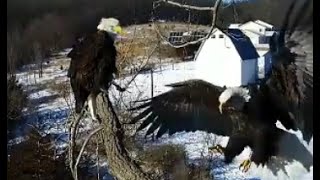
[96, 94, 151, 180]
[211, 0, 222, 27]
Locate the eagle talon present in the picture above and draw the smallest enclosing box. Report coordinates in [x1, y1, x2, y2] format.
[96, 115, 102, 124]
[239, 159, 252, 173]
[117, 86, 126, 92]
[91, 114, 102, 124]
[208, 145, 225, 154]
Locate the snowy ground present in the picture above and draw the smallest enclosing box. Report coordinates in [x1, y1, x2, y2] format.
[10, 49, 313, 180]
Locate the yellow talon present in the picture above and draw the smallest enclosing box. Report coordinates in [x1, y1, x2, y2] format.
[208, 145, 225, 154]
[239, 159, 252, 173]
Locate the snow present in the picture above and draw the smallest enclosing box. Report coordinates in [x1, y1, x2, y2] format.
[10, 50, 313, 180]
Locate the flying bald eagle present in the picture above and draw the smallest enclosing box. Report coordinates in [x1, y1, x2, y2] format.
[266, 6, 313, 143]
[67, 18, 125, 121]
[129, 0, 313, 172]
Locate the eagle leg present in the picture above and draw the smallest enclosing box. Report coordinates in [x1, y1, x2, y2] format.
[222, 135, 251, 164]
[111, 81, 126, 92]
[88, 93, 100, 122]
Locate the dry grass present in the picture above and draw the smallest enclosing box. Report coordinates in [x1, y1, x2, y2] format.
[7, 128, 102, 180]
[46, 79, 71, 98]
[115, 22, 209, 75]
[7, 129, 73, 180]
[136, 144, 212, 180]
[7, 75, 28, 133]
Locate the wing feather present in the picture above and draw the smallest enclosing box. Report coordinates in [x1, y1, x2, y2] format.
[156, 124, 169, 138]
[267, 0, 313, 142]
[130, 106, 153, 124]
[137, 113, 158, 131]
[130, 80, 234, 138]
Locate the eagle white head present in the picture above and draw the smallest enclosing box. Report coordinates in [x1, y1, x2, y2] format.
[218, 87, 251, 114]
[97, 17, 120, 32]
[97, 18, 123, 42]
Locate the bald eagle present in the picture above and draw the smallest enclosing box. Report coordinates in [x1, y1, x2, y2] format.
[129, 0, 312, 172]
[67, 18, 125, 121]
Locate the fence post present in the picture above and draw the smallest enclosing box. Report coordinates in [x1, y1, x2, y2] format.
[150, 69, 154, 98]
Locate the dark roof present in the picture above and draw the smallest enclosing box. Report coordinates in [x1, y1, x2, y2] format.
[225, 28, 260, 60]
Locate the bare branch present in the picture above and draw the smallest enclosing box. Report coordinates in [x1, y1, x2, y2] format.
[68, 108, 86, 179]
[121, 44, 158, 90]
[73, 125, 104, 179]
[211, 0, 222, 27]
[152, 23, 208, 48]
[154, 0, 214, 11]
[152, 0, 223, 48]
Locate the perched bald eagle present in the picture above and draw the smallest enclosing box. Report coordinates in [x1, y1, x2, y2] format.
[67, 18, 125, 121]
[129, 0, 313, 172]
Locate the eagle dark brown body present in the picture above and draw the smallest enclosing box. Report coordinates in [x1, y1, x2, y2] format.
[67, 30, 118, 121]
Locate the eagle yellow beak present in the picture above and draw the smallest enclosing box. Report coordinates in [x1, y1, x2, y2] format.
[219, 103, 223, 114]
[113, 25, 123, 35]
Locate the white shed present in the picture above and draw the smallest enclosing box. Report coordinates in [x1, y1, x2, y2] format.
[239, 20, 275, 45]
[194, 28, 260, 87]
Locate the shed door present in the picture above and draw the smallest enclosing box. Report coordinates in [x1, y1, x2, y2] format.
[257, 56, 265, 79]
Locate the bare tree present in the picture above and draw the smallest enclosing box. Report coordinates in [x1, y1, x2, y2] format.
[7, 30, 21, 75]
[32, 42, 44, 78]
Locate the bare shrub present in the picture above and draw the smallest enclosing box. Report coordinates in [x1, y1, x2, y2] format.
[136, 144, 212, 180]
[47, 80, 71, 98]
[7, 30, 22, 74]
[7, 129, 73, 180]
[7, 75, 28, 130]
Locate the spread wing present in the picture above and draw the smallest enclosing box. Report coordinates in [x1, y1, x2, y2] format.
[267, 0, 313, 142]
[129, 79, 236, 138]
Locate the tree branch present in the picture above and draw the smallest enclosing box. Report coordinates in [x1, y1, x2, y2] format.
[211, 0, 222, 27]
[154, 0, 214, 11]
[72, 125, 104, 180]
[68, 108, 86, 179]
[152, 0, 223, 48]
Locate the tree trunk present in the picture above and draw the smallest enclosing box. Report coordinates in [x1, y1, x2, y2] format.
[96, 94, 151, 180]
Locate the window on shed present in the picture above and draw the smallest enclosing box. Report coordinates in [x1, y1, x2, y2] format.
[211, 35, 216, 38]
[219, 34, 224, 38]
[259, 36, 269, 44]
[259, 28, 262, 32]
[266, 28, 272, 31]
